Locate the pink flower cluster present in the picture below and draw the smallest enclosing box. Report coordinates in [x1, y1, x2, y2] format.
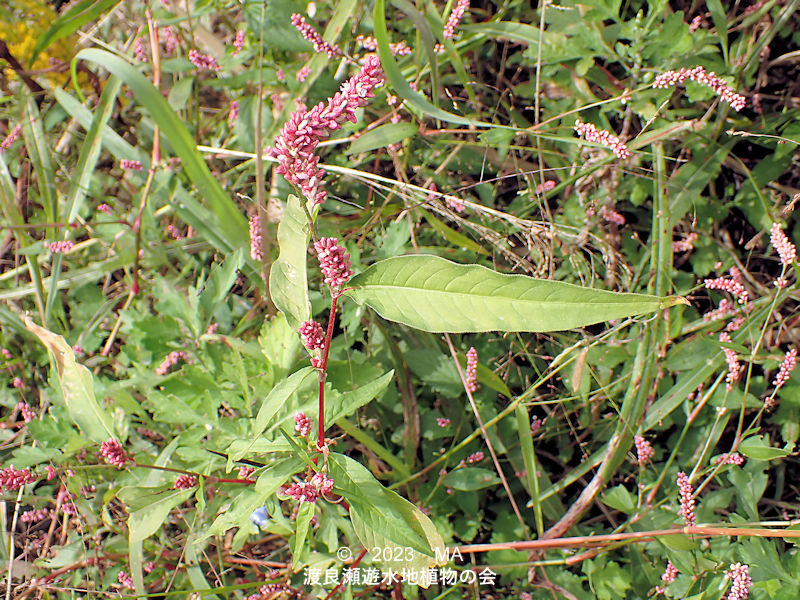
[719, 332, 744, 390]
[654, 561, 678, 595]
[443, 0, 470, 39]
[118, 570, 134, 590]
[715, 452, 745, 466]
[12, 376, 25, 389]
[16, 401, 34, 422]
[296, 66, 311, 82]
[600, 205, 626, 225]
[355, 35, 412, 56]
[188, 49, 221, 72]
[267, 55, 384, 206]
[298, 320, 325, 350]
[174, 474, 197, 489]
[634, 435, 654, 466]
[676, 471, 696, 526]
[770, 222, 796, 266]
[228, 100, 239, 127]
[672, 232, 698, 252]
[48, 240, 74, 254]
[0, 466, 37, 491]
[574, 118, 631, 159]
[294, 412, 312, 437]
[155, 350, 190, 375]
[437, 417, 450, 427]
[465, 451, 484, 464]
[725, 563, 752, 600]
[232, 30, 245, 56]
[239, 466, 255, 479]
[247, 583, 290, 600]
[291, 14, 340, 57]
[249, 214, 262, 260]
[704, 298, 735, 322]
[704, 275, 749, 305]
[120, 159, 143, 170]
[282, 472, 334, 504]
[100, 438, 128, 468]
[688, 15, 703, 32]
[315, 237, 353, 291]
[653, 66, 746, 111]
[535, 180, 556, 194]
[20, 508, 50, 523]
[772, 348, 797, 390]
[97, 203, 112, 215]
[465, 347, 478, 393]
[163, 26, 178, 53]
[134, 38, 148, 62]
[0, 124, 22, 152]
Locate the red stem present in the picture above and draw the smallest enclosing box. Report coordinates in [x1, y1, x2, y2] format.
[323, 547, 368, 600]
[317, 294, 338, 449]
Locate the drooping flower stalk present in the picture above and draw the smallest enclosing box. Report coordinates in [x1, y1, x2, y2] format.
[653, 66, 746, 111]
[574, 118, 631, 159]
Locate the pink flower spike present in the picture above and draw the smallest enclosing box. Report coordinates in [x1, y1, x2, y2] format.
[282, 480, 319, 504]
[120, 159, 143, 171]
[310, 471, 334, 494]
[118, 571, 134, 590]
[144, 561, 156, 574]
[443, 0, 470, 39]
[249, 214, 262, 260]
[12, 376, 25, 389]
[676, 471, 696, 526]
[0, 466, 37, 491]
[239, 466, 255, 479]
[97, 203, 112, 215]
[298, 320, 325, 350]
[48, 240, 74, 254]
[654, 561, 679, 594]
[162, 26, 178, 53]
[173, 474, 197, 489]
[466, 451, 484, 464]
[653, 66, 746, 111]
[291, 14, 340, 57]
[296, 65, 311, 82]
[188, 49, 221, 72]
[715, 452, 745, 466]
[294, 412, 312, 437]
[725, 563, 752, 600]
[770, 222, 796, 266]
[100, 438, 128, 468]
[672, 232, 698, 252]
[134, 38, 148, 62]
[574, 118, 631, 159]
[772, 348, 797, 390]
[314, 237, 353, 290]
[704, 276, 749, 305]
[20, 508, 50, 523]
[437, 417, 450, 427]
[0, 124, 22, 152]
[233, 30, 245, 56]
[465, 347, 478, 393]
[16, 401, 34, 422]
[228, 100, 239, 127]
[634, 435, 654, 466]
[719, 332, 744, 390]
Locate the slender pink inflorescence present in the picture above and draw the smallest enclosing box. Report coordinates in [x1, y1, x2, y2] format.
[355, 35, 412, 56]
[770, 222, 796, 266]
[725, 563, 752, 600]
[676, 471, 696, 526]
[291, 14, 340, 57]
[443, 0, 470, 39]
[466, 451, 484, 464]
[228, 100, 239, 127]
[20, 508, 50, 523]
[100, 439, 128, 468]
[282, 472, 334, 504]
[654, 561, 679, 595]
[249, 214, 262, 260]
[162, 26, 178, 53]
[239, 466, 255, 479]
[120, 159, 143, 171]
[314, 238, 353, 291]
[688, 15, 703, 32]
[437, 417, 450, 427]
[12, 376, 25, 389]
[296, 65, 311, 82]
[0, 466, 37, 491]
[600, 205, 626, 225]
[719, 332, 744, 390]
[48, 240, 74, 254]
[232, 30, 245, 56]
[772, 348, 797, 390]
[704, 276, 749, 305]
[173, 474, 197, 489]
[118, 571, 134, 590]
[134, 38, 148, 62]
[155, 350, 190, 375]
[310, 472, 334, 494]
[298, 320, 325, 350]
[144, 561, 156, 573]
[294, 412, 312, 437]
[574, 118, 631, 159]
[634, 435, 654, 466]
[715, 452, 745, 466]
[16, 401, 35, 422]
[465, 347, 478, 393]
[673, 232, 698, 253]
[704, 298, 735, 322]
[0, 124, 22, 152]
[653, 66, 746, 111]
[267, 55, 384, 206]
[97, 203, 112, 215]
[188, 49, 221, 72]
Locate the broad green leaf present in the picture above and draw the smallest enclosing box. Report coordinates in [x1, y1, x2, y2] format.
[345, 255, 686, 333]
[347, 123, 417, 154]
[291, 502, 315, 569]
[602, 485, 636, 514]
[126, 487, 195, 543]
[269, 195, 310, 329]
[739, 435, 793, 461]
[23, 317, 115, 442]
[254, 367, 317, 437]
[442, 468, 500, 491]
[461, 22, 541, 46]
[329, 453, 445, 576]
[326, 370, 395, 424]
[259, 313, 302, 380]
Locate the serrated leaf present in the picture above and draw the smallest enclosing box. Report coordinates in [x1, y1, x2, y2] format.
[329, 453, 445, 578]
[23, 317, 115, 442]
[347, 123, 417, 154]
[269, 195, 310, 329]
[344, 255, 686, 333]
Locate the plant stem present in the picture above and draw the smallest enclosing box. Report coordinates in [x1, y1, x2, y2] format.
[317, 294, 339, 449]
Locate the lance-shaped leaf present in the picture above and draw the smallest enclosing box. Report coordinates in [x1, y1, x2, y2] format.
[269, 195, 310, 329]
[344, 255, 687, 333]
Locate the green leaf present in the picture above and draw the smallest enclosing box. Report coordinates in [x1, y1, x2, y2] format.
[329, 453, 445, 575]
[347, 123, 417, 154]
[254, 367, 317, 438]
[23, 317, 115, 442]
[30, 0, 119, 65]
[344, 255, 686, 333]
[326, 370, 395, 424]
[198, 249, 245, 322]
[442, 468, 500, 491]
[291, 502, 315, 569]
[269, 195, 310, 329]
[125, 487, 195, 543]
[602, 485, 636, 514]
[739, 435, 793, 461]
